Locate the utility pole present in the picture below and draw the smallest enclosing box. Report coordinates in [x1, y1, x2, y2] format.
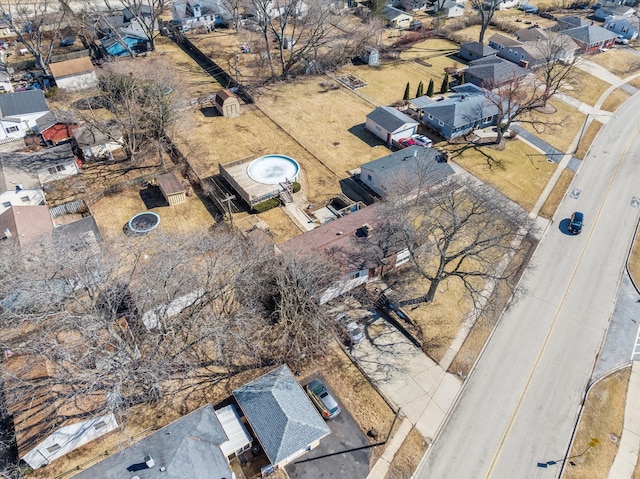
[220, 193, 236, 228]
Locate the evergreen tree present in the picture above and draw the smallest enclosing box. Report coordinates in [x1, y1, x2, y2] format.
[427, 78, 435, 97]
[403, 82, 411, 102]
[416, 81, 424, 98]
[440, 73, 449, 94]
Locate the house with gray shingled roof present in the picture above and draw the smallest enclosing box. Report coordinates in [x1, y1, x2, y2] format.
[0, 90, 49, 141]
[365, 106, 419, 144]
[594, 1, 636, 21]
[419, 83, 506, 139]
[605, 15, 640, 40]
[459, 41, 499, 62]
[464, 57, 530, 88]
[488, 31, 576, 68]
[360, 145, 455, 198]
[71, 404, 233, 479]
[233, 365, 330, 469]
[555, 15, 592, 31]
[563, 24, 618, 52]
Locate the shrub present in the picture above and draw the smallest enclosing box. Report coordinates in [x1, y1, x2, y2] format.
[44, 86, 59, 99]
[292, 182, 301, 193]
[252, 198, 280, 213]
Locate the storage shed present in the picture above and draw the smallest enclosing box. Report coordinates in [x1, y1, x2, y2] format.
[157, 172, 187, 206]
[215, 89, 242, 118]
[361, 46, 379, 66]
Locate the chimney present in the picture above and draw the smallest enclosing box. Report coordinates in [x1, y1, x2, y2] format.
[144, 455, 155, 468]
[3, 227, 11, 238]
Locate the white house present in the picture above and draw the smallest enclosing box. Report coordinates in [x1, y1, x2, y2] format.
[366, 106, 419, 144]
[48, 57, 98, 91]
[382, 6, 413, 28]
[172, 0, 232, 29]
[244, 0, 309, 20]
[0, 90, 49, 140]
[605, 15, 640, 40]
[438, 0, 465, 17]
[73, 122, 124, 160]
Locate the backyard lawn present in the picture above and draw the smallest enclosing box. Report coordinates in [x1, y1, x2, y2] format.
[584, 48, 640, 77]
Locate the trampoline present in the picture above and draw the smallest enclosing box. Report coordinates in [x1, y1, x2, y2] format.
[127, 212, 161, 234]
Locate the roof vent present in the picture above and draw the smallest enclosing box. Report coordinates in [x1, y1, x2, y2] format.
[336, 231, 343, 235]
[144, 455, 155, 468]
[3, 227, 11, 238]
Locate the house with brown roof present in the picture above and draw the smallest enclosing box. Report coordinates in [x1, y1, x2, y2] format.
[0, 205, 53, 246]
[48, 57, 98, 91]
[214, 89, 241, 118]
[278, 204, 410, 303]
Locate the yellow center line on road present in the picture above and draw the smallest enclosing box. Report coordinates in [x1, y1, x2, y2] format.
[482, 121, 640, 479]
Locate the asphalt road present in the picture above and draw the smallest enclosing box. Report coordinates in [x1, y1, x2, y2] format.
[416, 92, 640, 479]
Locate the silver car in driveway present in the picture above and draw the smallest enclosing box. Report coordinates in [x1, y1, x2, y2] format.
[305, 379, 341, 419]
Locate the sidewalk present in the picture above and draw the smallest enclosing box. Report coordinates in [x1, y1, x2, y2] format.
[608, 361, 640, 479]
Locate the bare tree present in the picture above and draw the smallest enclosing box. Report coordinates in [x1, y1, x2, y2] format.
[470, 0, 506, 44]
[392, 178, 531, 305]
[74, 58, 184, 165]
[108, 0, 167, 51]
[0, 0, 66, 73]
[530, 32, 579, 107]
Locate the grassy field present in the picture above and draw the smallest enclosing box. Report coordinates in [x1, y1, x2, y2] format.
[522, 99, 587, 154]
[257, 77, 389, 176]
[448, 139, 557, 212]
[574, 120, 603, 160]
[584, 48, 640, 77]
[628, 222, 640, 286]
[384, 426, 428, 479]
[90, 185, 215, 242]
[564, 367, 631, 479]
[564, 71, 612, 107]
[601, 88, 631, 112]
[539, 168, 574, 219]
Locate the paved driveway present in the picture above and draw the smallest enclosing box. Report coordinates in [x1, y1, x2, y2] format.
[286, 375, 370, 479]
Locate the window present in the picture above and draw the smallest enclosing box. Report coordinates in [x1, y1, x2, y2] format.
[46, 444, 61, 454]
[93, 420, 107, 430]
[2, 201, 10, 208]
[56, 164, 66, 172]
[521, 54, 525, 58]
[367, 174, 372, 181]
[20, 196, 29, 202]
[623, 26, 629, 33]
[438, 120, 444, 126]
[428, 114, 433, 120]
[4, 126, 18, 133]
[48, 167, 57, 175]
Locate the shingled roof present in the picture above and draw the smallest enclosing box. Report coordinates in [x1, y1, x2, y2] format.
[233, 365, 330, 466]
[366, 106, 419, 133]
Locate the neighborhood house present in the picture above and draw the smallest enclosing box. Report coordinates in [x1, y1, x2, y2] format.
[0, 90, 50, 140]
[365, 106, 419, 144]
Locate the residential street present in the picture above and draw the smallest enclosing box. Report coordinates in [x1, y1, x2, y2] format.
[415, 91, 640, 478]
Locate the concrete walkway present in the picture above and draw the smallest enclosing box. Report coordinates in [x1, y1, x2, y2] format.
[367, 418, 414, 479]
[608, 361, 640, 479]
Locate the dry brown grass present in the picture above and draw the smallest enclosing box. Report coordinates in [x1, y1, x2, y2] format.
[156, 36, 224, 98]
[384, 427, 428, 479]
[257, 78, 389, 176]
[628, 224, 640, 287]
[522, 98, 587, 153]
[563, 71, 612, 107]
[448, 139, 557, 212]
[574, 120, 602, 160]
[256, 207, 303, 244]
[174, 105, 341, 204]
[90, 186, 215, 242]
[629, 76, 640, 90]
[399, 275, 472, 363]
[563, 367, 631, 479]
[601, 88, 631, 112]
[585, 49, 640, 77]
[539, 168, 574, 219]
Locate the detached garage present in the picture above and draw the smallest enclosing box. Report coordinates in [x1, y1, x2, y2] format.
[366, 106, 419, 145]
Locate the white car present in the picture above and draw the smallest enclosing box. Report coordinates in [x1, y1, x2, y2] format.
[411, 134, 433, 148]
[335, 313, 365, 344]
[615, 36, 629, 45]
